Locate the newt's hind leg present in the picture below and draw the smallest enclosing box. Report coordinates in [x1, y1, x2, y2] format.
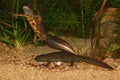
[43, 61, 50, 67]
[34, 34, 37, 46]
[69, 60, 74, 66]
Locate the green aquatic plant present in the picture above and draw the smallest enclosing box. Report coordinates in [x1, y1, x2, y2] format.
[0, 0, 33, 48]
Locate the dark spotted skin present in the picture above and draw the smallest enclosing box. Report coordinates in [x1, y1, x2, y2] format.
[35, 51, 114, 70]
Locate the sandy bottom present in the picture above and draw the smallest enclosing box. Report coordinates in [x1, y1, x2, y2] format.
[0, 38, 120, 80]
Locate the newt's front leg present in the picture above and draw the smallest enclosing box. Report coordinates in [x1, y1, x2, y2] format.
[43, 61, 51, 67]
[9, 13, 25, 17]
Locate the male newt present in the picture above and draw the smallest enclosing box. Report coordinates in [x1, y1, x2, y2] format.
[23, 6, 76, 53]
[35, 51, 114, 70]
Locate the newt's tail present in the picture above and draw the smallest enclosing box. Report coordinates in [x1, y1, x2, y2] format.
[46, 34, 75, 53]
[76, 55, 114, 70]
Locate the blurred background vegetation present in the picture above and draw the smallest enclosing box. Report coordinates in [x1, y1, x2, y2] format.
[0, 0, 120, 53]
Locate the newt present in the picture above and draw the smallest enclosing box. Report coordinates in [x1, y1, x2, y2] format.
[35, 51, 114, 70]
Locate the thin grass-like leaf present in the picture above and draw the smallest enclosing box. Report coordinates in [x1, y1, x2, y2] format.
[0, 26, 13, 36]
[0, 20, 13, 28]
[0, 37, 14, 46]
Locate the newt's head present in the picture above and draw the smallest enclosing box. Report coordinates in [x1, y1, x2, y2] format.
[22, 5, 34, 17]
[35, 54, 48, 62]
